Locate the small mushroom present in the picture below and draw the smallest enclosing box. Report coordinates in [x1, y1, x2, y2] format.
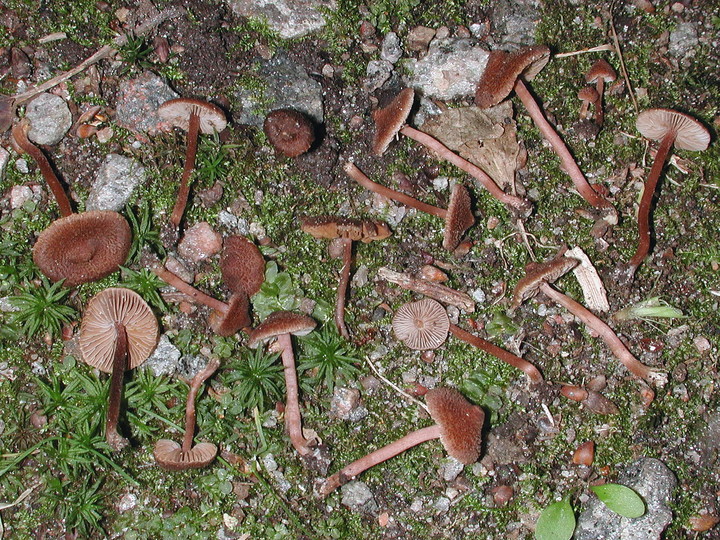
[578, 86, 600, 121]
[301, 215, 391, 338]
[79, 288, 158, 450]
[572, 440, 595, 466]
[344, 162, 474, 252]
[157, 97, 227, 229]
[319, 387, 484, 496]
[154, 358, 220, 470]
[263, 109, 315, 158]
[585, 59, 617, 127]
[248, 311, 317, 456]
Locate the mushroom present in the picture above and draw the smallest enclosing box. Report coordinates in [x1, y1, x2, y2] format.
[248, 311, 317, 456]
[157, 97, 227, 228]
[628, 108, 710, 276]
[79, 288, 158, 450]
[475, 46, 615, 213]
[371, 88, 531, 215]
[344, 162, 474, 252]
[154, 358, 220, 470]
[392, 298, 543, 384]
[577, 86, 600, 121]
[263, 108, 315, 157]
[585, 59, 616, 127]
[33, 210, 132, 287]
[301, 215, 391, 338]
[319, 387, 484, 496]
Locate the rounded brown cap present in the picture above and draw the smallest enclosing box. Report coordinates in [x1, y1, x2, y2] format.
[578, 86, 599, 103]
[425, 387, 484, 464]
[158, 97, 227, 134]
[209, 291, 251, 337]
[153, 439, 218, 470]
[585, 58, 617, 85]
[247, 311, 317, 348]
[392, 298, 450, 350]
[33, 210, 131, 287]
[475, 46, 551, 109]
[372, 88, 415, 156]
[263, 109, 315, 158]
[79, 287, 159, 373]
[442, 184, 475, 252]
[636, 108, 710, 151]
[220, 236, 266, 296]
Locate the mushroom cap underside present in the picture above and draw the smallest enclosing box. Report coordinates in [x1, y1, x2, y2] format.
[425, 387, 485, 465]
[158, 97, 227, 134]
[392, 298, 450, 350]
[153, 439, 218, 470]
[636, 108, 710, 151]
[442, 184, 475, 252]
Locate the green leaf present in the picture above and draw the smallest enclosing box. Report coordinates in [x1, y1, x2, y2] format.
[590, 484, 646, 518]
[535, 496, 576, 540]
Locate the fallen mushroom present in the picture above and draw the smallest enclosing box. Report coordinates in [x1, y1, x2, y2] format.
[157, 97, 227, 229]
[319, 387, 484, 496]
[79, 288, 158, 450]
[475, 46, 615, 214]
[248, 311, 317, 456]
[154, 358, 220, 470]
[628, 108, 710, 277]
[344, 162, 473, 252]
[585, 59, 616, 128]
[263, 108, 315, 157]
[301, 215, 391, 338]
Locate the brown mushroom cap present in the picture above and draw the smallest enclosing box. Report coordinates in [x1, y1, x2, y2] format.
[263, 109, 315, 158]
[33, 210, 132, 287]
[392, 298, 450, 350]
[442, 184, 475, 252]
[372, 87, 415, 156]
[209, 291, 251, 337]
[153, 439, 218, 471]
[220, 236, 266, 296]
[79, 287, 159, 373]
[247, 311, 317, 348]
[300, 216, 392, 243]
[585, 58, 617, 85]
[425, 387, 484, 464]
[578, 86, 599, 103]
[635, 108, 710, 151]
[511, 254, 580, 309]
[475, 46, 551, 109]
[158, 97, 227, 134]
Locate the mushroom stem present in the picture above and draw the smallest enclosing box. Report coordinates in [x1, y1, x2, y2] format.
[320, 424, 442, 496]
[399, 126, 530, 213]
[513, 79, 613, 210]
[334, 238, 353, 340]
[594, 78, 606, 127]
[276, 333, 310, 455]
[106, 321, 129, 451]
[538, 282, 667, 386]
[628, 131, 676, 273]
[344, 162, 447, 218]
[448, 323, 544, 384]
[170, 110, 200, 228]
[154, 266, 228, 313]
[181, 358, 220, 453]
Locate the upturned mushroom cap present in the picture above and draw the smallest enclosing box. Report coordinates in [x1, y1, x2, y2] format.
[79, 287, 159, 373]
[636, 108, 710, 151]
[33, 210, 132, 287]
[220, 236, 266, 296]
[475, 45, 551, 109]
[247, 311, 317, 348]
[442, 184, 475, 251]
[158, 97, 227, 134]
[153, 439, 218, 470]
[392, 298, 450, 350]
[425, 387, 484, 464]
[372, 87, 415, 156]
[263, 109, 315, 158]
[585, 58, 617, 85]
[511, 255, 580, 309]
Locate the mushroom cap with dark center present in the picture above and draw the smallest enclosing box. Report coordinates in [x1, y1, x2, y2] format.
[442, 184, 475, 251]
[158, 97, 227, 134]
[33, 210, 132, 287]
[209, 291, 251, 337]
[247, 311, 317, 348]
[636, 108, 710, 151]
[425, 387, 485, 464]
[263, 109, 315, 158]
[153, 439, 218, 470]
[474, 45, 551, 109]
[79, 287, 159, 373]
[220, 236, 266, 296]
[372, 87, 415, 156]
[392, 298, 450, 350]
[585, 58, 617, 85]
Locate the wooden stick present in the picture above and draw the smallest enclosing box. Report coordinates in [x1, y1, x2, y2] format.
[377, 266, 475, 312]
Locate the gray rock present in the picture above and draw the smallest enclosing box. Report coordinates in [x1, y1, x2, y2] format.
[363, 60, 393, 93]
[575, 458, 676, 540]
[381, 32, 403, 64]
[408, 38, 489, 100]
[115, 71, 179, 135]
[341, 481, 378, 513]
[330, 387, 368, 422]
[439, 457, 464, 482]
[491, 0, 542, 49]
[0, 147, 9, 180]
[144, 334, 182, 376]
[669, 22, 699, 59]
[85, 154, 146, 211]
[25, 93, 72, 145]
[235, 53, 323, 127]
[227, 0, 335, 39]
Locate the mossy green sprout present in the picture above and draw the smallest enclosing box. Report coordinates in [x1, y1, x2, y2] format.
[220, 346, 284, 414]
[120, 267, 167, 312]
[298, 324, 362, 392]
[8, 277, 77, 339]
[125, 201, 165, 264]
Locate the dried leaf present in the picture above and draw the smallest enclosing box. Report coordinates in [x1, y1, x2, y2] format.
[566, 247, 610, 312]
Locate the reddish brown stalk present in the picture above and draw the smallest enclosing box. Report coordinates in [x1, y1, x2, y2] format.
[538, 282, 666, 386]
[106, 322, 129, 451]
[170, 111, 200, 228]
[154, 266, 228, 313]
[276, 333, 310, 455]
[399, 126, 530, 213]
[449, 324, 544, 384]
[182, 358, 220, 453]
[320, 424, 441, 496]
[334, 238, 352, 340]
